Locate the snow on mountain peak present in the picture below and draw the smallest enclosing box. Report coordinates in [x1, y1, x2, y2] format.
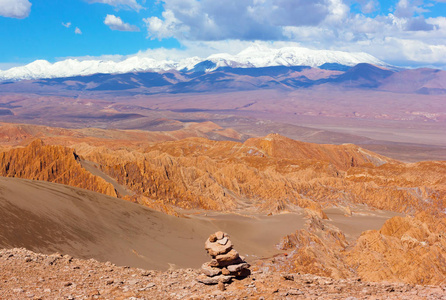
[0, 46, 386, 81]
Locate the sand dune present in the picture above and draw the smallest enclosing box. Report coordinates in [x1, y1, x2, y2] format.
[0, 177, 400, 271]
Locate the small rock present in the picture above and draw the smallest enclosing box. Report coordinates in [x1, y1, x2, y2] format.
[89, 290, 100, 297]
[139, 283, 156, 291]
[281, 274, 294, 281]
[201, 262, 222, 277]
[221, 268, 230, 276]
[286, 289, 304, 296]
[209, 234, 217, 242]
[141, 270, 151, 276]
[227, 262, 249, 273]
[234, 267, 251, 277]
[127, 279, 140, 285]
[205, 238, 233, 257]
[218, 281, 226, 291]
[215, 231, 225, 240]
[196, 274, 232, 285]
[305, 279, 313, 284]
[215, 249, 242, 267]
[217, 237, 229, 245]
[209, 259, 219, 267]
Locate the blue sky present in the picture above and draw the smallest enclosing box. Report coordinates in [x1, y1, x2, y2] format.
[1, 0, 446, 69]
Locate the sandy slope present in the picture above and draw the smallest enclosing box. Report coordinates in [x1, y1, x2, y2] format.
[0, 177, 397, 271]
[0, 177, 306, 269]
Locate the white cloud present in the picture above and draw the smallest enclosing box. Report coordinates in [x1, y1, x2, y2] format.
[145, 0, 344, 41]
[357, 0, 379, 14]
[87, 0, 143, 11]
[104, 14, 139, 31]
[144, 10, 188, 39]
[0, 0, 31, 19]
[62, 22, 71, 28]
[75, 27, 82, 35]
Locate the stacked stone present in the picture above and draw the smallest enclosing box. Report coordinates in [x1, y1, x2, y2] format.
[197, 231, 250, 285]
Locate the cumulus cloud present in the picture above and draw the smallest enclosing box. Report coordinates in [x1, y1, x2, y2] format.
[0, 0, 31, 19]
[394, 0, 428, 18]
[145, 0, 346, 41]
[139, 0, 446, 67]
[75, 27, 82, 35]
[62, 22, 71, 28]
[104, 14, 139, 31]
[87, 0, 143, 11]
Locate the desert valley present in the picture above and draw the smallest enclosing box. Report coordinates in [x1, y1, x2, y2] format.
[1, 53, 446, 298]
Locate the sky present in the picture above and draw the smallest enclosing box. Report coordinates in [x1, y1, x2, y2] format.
[0, 0, 446, 70]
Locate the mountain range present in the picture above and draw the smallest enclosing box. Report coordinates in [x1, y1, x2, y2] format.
[0, 45, 385, 81]
[1, 62, 445, 96]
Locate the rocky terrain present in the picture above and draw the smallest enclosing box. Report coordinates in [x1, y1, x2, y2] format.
[1, 248, 445, 299]
[259, 212, 446, 286]
[0, 125, 445, 291]
[0, 139, 118, 197]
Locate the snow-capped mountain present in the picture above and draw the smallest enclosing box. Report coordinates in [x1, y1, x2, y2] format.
[0, 45, 386, 81]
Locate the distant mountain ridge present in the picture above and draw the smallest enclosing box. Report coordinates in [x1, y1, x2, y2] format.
[0, 45, 385, 81]
[1, 62, 445, 95]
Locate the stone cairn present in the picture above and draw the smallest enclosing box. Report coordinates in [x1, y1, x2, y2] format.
[197, 231, 250, 286]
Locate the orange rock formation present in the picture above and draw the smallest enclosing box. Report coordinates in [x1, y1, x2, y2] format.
[1, 127, 445, 286]
[0, 140, 117, 197]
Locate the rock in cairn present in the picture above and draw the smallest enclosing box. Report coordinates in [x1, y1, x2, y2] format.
[196, 231, 250, 285]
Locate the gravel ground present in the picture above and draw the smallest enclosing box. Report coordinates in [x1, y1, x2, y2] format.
[1, 248, 445, 300]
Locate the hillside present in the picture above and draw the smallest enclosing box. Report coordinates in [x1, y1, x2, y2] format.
[0, 176, 445, 287]
[0, 133, 445, 285]
[0, 177, 310, 270]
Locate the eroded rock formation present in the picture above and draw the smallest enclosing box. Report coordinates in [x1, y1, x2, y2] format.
[1, 133, 445, 286]
[0, 139, 117, 197]
[258, 213, 446, 286]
